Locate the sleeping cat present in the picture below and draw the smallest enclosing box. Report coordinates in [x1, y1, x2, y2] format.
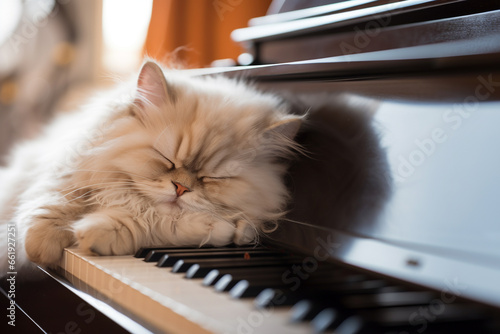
[0, 61, 302, 271]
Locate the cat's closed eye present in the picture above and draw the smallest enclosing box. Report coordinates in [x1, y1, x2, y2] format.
[150, 164, 171, 179]
[198, 176, 232, 183]
[153, 148, 175, 169]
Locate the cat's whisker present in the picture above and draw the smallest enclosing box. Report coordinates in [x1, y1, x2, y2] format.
[66, 186, 139, 205]
[60, 177, 169, 198]
[59, 178, 137, 192]
[62, 189, 100, 204]
[60, 181, 136, 201]
[86, 187, 150, 206]
[278, 217, 334, 232]
[70, 169, 155, 182]
[61, 180, 135, 193]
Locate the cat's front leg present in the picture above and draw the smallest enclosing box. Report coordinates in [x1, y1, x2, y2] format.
[24, 205, 78, 267]
[73, 210, 139, 256]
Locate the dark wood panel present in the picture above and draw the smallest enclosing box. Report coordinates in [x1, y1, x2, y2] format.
[0, 268, 129, 333]
[258, 9, 500, 63]
[233, 0, 500, 64]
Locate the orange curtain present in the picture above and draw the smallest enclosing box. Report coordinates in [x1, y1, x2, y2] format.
[144, 0, 272, 68]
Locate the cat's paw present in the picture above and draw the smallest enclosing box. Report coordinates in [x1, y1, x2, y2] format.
[172, 212, 235, 247]
[25, 220, 75, 267]
[233, 220, 257, 245]
[73, 213, 136, 256]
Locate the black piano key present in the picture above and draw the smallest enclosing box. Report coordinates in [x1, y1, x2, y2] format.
[328, 279, 387, 292]
[171, 259, 192, 273]
[290, 287, 438, 327]
[202, 266, 290, 285]
[201, 268, 221, 284]
[229, 280, 253, 298]
[155, 249, 282, 266]
[229, 268, 387, 300]
[299, 279, 394, 299]
[316, 282, 410, 305]
[188, 258, 328, 280]
[222, 269, 315, 295]
[275, 275, 381, 301]
[265, 269, 367, 291]
[134, 243, 264, 258]
[229, 279, 289, 298]
[212, 269, 286, 292]
[329, 315, 364, 334]
[357, 303, 488, 327]
[254, 278, 400, 310]
[168, 256, 301, 272]
[215, 267, 283, 283]
[185, 264, 209, 279]
[184, 258, 299, 277]
[170, 256, 296, 273]
[143, 246, 268, 262]
[307, 273, 367, 286]
[210, 265, 355, 291]
[134, 246, 202, 258]
[311, 308, 340, 333]
[233, 269, 297, 293]
[211, 273, 243, 290]
[214, 274, 237, 292]
[341, 290, 437, 309]
[291, 284, 436, 313]
[165, 252, 293, 268]
[187, 256, 340, 279]
[291, 300, 327, 322]
[312, 310, 364, 333]
[253, 268, 405, 310]
[254, 288, 300, 309]
[255, 288, 289, 308]
[288, 285, 409, 322]
[311, 310, 365, 334]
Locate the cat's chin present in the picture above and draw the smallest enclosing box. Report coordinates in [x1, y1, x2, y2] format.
[155, 199, 205, 216]
[159, 199, 180, 207]
[155, 201, 184, 215]
[155, 199, 184, 214]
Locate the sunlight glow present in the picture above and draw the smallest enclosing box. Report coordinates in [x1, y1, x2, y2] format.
[102, 0, 153, 74]
[0, 0, 23, 47]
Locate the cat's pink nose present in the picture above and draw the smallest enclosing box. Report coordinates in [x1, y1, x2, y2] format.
[172, 181, 191, 197]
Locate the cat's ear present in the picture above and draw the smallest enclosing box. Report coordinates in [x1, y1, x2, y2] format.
[134, 61, 174, 110]
[264, 117, 302, 141]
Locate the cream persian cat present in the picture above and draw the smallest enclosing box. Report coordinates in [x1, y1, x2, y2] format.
[0, 61, 301, 271]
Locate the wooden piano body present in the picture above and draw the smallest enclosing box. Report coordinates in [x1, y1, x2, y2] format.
[2, 0, 500, 333]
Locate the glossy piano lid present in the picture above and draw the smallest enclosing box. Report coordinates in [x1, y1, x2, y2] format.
[280, 96, 500, 261]
[251, 71, 500, 308]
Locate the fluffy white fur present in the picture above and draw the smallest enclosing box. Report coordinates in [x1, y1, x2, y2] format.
[0, 61, 301, 271]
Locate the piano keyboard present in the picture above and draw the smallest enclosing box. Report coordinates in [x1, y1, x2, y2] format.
[57, 246, 500, 334]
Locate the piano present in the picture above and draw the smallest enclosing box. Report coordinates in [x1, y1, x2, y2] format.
[2, 0, 500, 333]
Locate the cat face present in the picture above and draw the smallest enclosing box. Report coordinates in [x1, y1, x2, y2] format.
[80, 62, 301, 246]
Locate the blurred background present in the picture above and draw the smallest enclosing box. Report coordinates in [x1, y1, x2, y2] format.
[0, 0, 272, 165]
